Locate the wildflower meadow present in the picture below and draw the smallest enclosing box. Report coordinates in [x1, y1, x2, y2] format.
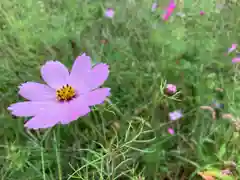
[1, 0, 240, 179]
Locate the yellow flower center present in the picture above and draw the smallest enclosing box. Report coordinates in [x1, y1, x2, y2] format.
[56, 84, 76, 101]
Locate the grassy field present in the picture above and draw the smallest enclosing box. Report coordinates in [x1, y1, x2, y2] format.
[1, 0, 240, 179]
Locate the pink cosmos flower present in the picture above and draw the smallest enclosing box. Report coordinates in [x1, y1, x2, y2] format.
[105, 8, 115, 18]
[232, 57, 240, 63]
[152, 2, 158, 12]
[8, 53, 110, 129]
[166, 84, 177, 94]
[169, 110, 182, 121]
[168, 128, 175, 135]
[228, 44, 237, 54]
[162, 0, 176, 21]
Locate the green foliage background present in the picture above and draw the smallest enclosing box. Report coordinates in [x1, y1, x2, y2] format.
[0, 0, 240, 179]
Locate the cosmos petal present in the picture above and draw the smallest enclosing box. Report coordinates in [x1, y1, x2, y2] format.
[60, 96, 91, 124]
[24, 103, 66, 129]
[18, 82, 55, 101]
[85, 88, 110, 106]
[68, 53, 92, 93]
[8, 101, 51, 117]
[23, 99, 90, 129]
[24, 114, 59, 129]
[41, 61, 69, 89]
[87, 63, 109, 90]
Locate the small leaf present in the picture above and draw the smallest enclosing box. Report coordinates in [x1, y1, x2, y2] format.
[217, 144, 226, 159]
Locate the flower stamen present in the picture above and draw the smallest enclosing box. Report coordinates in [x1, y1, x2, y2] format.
[56, 84, 76, 101]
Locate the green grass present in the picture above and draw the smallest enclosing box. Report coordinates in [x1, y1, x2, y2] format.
[1, 0, 240, 179]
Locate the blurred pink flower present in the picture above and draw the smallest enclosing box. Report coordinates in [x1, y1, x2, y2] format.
[8, 53, 110, 129]
[152, 2, 158, 12]
[221, 169, 232, 175]
[162, 0, 176, 21]
[166, 84, 177, 94]
[200, 11, 205, 15]
[232, 57, 240, 63]
[105, 8, 115, 18]
[169, 110, 183, 121]
[228, 44, 237, 54]
[168, 128, 175, 135]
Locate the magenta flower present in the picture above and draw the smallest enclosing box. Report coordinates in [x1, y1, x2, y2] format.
[151, 2, 158, 12]
[162, 0, 176, 21]
[166, 84, 177, 94]
[105, 8, 115, 18]
[168, 128, 175, 135]
[169, 110, 182, 121]
[200, 11, 205, 15]
[8, 54, 110, 129]
[228, 44, 237, 54]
